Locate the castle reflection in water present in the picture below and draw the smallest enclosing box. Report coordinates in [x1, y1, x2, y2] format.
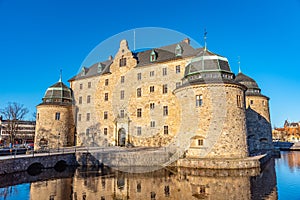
[22, 159, 277, 200]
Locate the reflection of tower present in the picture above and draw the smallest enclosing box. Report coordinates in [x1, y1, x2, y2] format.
[34, 77, 75, 150]
[235, 72, 273, 155]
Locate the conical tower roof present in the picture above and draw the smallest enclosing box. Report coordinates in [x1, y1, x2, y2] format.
[41, 81, 73, 105]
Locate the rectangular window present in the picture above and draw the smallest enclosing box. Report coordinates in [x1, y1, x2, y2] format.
[176, 82, 181, 88]
[250, 100, 254, 105]
[86, 113, 90, 121]
[86, 129, 89, 134]
[196, 95, 203, 107]
[104, 128, 108, 135]
[88, 82, 91, 88]
[104, 93, 108, 101]
[163, 67, 167, 76]
[150, 103, 155, 110]
[120, 110, 125, 118]
[80, 83, 83, 90]
[105, 79, 109, 86]
[121, 76, 125, 83]
[55, 112, 60, 120]
[79, 96, 82, 104]
[163, 84, 168, 94]
[198, 139, 204, 146]
[78, 114, 81, 121]
[87, 95, 91, 103]
[163, 106, 168, 116]
[137, 108, 142, 117]
[120, 90, 125, 100]
[237, 95, 242, 108]
[150, 71, 155, 77]
[176, 65, 180, 73]
[137, 73, 142, 80]
[119, 57, 126, 67]
[104, 111, 108, 119]
[137, 127, 142, 135]
[263, 100, 266, 106]
[164, 126, 168, 135]
[150, 121, 155, 127]
[150, 86, 155, 93]
[137, 88, 142, 97]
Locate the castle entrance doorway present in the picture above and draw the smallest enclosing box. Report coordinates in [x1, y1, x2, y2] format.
[118, 128, 126, 146]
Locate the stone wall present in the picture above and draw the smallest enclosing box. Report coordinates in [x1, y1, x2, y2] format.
[35, 104, 75, 150]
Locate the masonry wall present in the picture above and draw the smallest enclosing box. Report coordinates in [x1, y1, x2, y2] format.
[35, 104, 75, 150]
[174, 83, 248, 159]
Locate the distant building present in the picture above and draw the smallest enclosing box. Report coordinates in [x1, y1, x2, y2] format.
[35, 37, 273, 161]
[0, 116, 35, 145]
[273, 120, 300, 142]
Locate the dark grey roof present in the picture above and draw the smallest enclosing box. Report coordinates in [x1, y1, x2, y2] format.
[234, 73, 260, 90]
[135, 41, 200, 67]
[68, 59, 113, 81]
[184, 50, 232, 77]
[41, 81, 73, 105]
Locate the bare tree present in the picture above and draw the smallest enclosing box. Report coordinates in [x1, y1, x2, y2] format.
[0, 102, 29, 144]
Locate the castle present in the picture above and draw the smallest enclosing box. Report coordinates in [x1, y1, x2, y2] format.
[34, 38, 273, 166]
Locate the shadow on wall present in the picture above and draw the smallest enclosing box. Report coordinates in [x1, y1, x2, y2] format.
[246, 108, 273, 156]
[77, 123, 109, 147]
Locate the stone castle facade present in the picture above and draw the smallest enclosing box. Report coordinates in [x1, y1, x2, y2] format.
[35, 38, 273, 160]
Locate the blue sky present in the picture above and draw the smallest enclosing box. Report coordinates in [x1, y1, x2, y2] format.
[0, 0, 299, 127]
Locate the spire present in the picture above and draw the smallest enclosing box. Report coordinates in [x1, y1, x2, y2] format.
[204, 28, 207, 51]
[59, 69, 62, 82]
[238, 56, 241, 73]
[133, 29, 136, 51]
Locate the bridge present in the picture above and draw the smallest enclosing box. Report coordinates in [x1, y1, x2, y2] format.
[0, 146, 172, 175]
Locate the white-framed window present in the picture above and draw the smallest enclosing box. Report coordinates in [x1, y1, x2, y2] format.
[137, 108, 142, 117]
[55, 112, 60, 120]
[150, 86, 155, 93]
[175, 65, 180, 73]
[196, 95, 203, 107]
[150, 121, 155, 127]
[164, 126, 168, 135]
[150, 103, 155, 110]
[137, 127, 142, 135]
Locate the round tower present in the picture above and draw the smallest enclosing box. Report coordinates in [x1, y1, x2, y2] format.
[174, 49, 249, 159]
[235, 72, 273, 155]
[235, 73, 270, 122]
[34, 79, 75, 150]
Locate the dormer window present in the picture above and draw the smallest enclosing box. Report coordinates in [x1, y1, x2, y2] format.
[175, 44, 183, 57]
[97, 63, 102, 73]
[150, 50, 157, 62]
[81, 67, 86, 76]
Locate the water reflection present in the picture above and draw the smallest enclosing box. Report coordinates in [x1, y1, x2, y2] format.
[0, 159, 278, 200]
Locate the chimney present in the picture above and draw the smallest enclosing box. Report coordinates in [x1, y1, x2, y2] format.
[108, 55, 113, 60]
[183, 38, 190, 45]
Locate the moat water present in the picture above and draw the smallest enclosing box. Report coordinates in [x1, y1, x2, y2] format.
[0, 151, 299, 200]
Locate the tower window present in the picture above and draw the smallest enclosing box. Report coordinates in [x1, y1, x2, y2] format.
[164, 126, 169, 135]
[119, 57, 126, 67]
[87, 95, 91, 103]
[250, 100, 254, 105]
[79, 96, 82, 104]
[137, 182, 141, 192]
[104, 93, 108, 101]
[121, 76, 125, 83]
[198, 139, 204, 146]
[80, 84, 83, 90]
[37, 113, 39, 120]
[105, 79, 109, 86]
[86, 113, 90, 121]
[163, 106, 168, 116]
[163, 68, 167, 76]
[104, 128, 108, 135]
[120, 90, 125, 100]
[137, 108, 142, 117]
[88, 82, 91, 88]
[150, 103, 155, 110]
[237, 95, 242, 108]
[163, 84, 168, 94]
[137, 88, 142, 97]
[137, 73, 142, 80]
[55, 112, 60, 120]
[263, 100, 266, 106]
[104, 111, 108, 120]
[164, 185, 170, 197]
[196, 95, 203, 107]
[176, 65, 181, 73]
[150, 86, 155, 93]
